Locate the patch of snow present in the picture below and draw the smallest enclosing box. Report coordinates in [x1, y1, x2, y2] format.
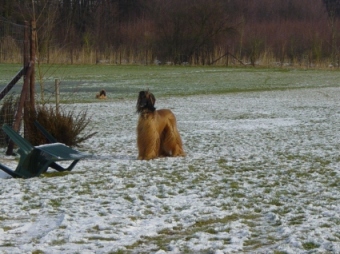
[1, 87, 340, 253]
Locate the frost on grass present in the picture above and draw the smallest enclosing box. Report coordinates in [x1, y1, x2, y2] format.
[1, 87, 340, 253]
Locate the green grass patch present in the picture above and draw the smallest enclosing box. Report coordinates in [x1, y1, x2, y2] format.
[31, 251, 45, 254]
[3, 64, 340, 103]
[229, 181, 239, 189]
[289, 215, 305, 225]
[302, 241, 320, 250]
[123, 214, 241, 251]
[42, 171, 71, 177]
[49, 198, 63, 208]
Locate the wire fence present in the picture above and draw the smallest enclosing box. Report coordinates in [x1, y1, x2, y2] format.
[0, 17, 26, 147]
[0, 17, 26, 63]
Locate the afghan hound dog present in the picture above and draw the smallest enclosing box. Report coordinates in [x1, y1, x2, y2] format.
[96, 89, 107, 99]
[136, 90, 185, 160]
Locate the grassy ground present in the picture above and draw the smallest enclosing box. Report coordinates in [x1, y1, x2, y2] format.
[1, 63, 340, 102]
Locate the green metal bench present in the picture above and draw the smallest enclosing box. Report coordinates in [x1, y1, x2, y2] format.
[0, 123, 89, 178]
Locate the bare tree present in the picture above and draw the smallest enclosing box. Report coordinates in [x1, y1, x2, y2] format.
[322, 0, 340, 65]
[151, 0, 235, 64]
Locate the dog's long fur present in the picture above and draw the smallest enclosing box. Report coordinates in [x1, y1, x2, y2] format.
[136, 90, 185, 160]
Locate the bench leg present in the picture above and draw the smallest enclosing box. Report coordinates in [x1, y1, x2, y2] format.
[49, 160, 80, 172]
[0, 163, 23, 178]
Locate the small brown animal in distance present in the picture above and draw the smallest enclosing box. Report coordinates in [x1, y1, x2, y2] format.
[96, 89, 107, 99]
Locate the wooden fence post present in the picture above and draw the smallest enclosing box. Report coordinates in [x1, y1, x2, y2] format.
[55, 79, 60, 114]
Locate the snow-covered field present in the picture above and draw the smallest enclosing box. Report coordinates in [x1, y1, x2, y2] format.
[1, 67, 340, 253]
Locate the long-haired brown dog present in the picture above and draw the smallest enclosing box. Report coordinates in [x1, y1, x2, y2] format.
[136, 90, 185, 160]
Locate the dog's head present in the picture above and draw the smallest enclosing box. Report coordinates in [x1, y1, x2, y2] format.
[136, 90, 156, 113]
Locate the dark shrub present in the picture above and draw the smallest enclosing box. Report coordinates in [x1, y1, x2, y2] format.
[25, 105, 97, 147]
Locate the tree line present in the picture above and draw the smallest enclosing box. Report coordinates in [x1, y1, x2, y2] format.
[1, 0, 340, 67]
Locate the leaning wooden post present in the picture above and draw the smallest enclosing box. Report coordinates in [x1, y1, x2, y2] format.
[24, 21, 29, 73]
[6, 22, 30, 155]
[6, 63, 33, 155]
[24, 21, 30, 140]
[30, 20, 36, 109]
[55, 79, 60, 114]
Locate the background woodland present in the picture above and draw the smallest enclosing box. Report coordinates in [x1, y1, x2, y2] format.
[1, 0, 340, 67]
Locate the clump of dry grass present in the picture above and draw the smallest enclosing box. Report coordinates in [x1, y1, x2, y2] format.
[25, 105, 97, 147]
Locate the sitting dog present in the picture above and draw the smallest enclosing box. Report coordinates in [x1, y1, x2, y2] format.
[96, 89, 107, 99]
[136, 90, 185, 160]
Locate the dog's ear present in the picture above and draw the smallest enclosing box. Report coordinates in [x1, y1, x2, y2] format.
[136, 91, 145, 112]
[146, 91, 156, 111]
[149, 92, 156, 106]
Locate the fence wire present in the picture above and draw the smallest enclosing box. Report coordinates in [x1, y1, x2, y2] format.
[0, 17, 26, 63]
[0, 17, 25, 147]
